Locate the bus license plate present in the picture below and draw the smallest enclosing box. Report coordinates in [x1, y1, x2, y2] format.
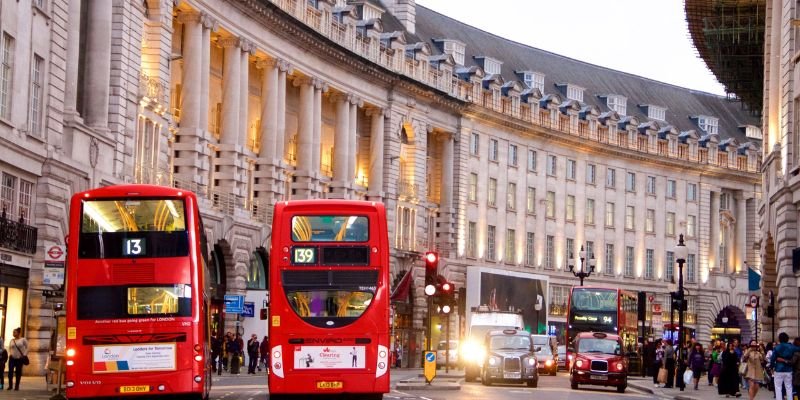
[590, 374, 608, 381]
[120, 385, 150, 393]
[316, 381, 343, 390]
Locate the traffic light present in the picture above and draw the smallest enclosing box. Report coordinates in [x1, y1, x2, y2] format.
[438, 280, 455, 314]
[424, 251, 439, 286]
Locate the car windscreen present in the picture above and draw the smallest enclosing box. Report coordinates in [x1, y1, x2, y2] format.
[489, 335, 531, 350]
[577, 338, 620, 355]
[535, 345, 552, 355]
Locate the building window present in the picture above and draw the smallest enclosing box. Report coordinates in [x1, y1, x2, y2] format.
[483, 57, 502, 75]
[29, 54, 44, 136]
[605, 243, 615, 275]
[687, 183, 697, 202]
[648, 105, 666, 121]
[526, 187, 535, 214]
[606, 168, 616, 188]
[720, 193, 730, 211]
[605, 202, 615, 227]
[468, 173, 478, 202]
[550, 285, 569, 316]
[528, 149, 537, 171]
[470, 132, 479, 155]
[586, 241, 595, 262]
[624, 246, 634, 277]
[666, 251, 674, 283]
[566, 238, 574, 261]
[645, 209, 655, 233]
[585, 198, 595, 225]
[626, 172, 636, 192]
[546, 191, 555, 218]
[646, 176, 656, 195]
[566, 84, 584, 102]
[1, 172, 17, 217]
[507, 183, 516, 210]
[566, 159, 576, 180]
[719, 225, 728, 271]
[687, 215, 696, 237]
[395, 206, 416, 250]
[488, 178, 497, 207]
[698, 116, 719, 134]
[645, 249, 654, 279]
[547, 155, 557, 176]
[687, 254, 696, 283]
[18, 179, 33, 221]
[487, 225, 496, 261]
[467, 221, 477, 258]
[443, 40, 465, 65]
[509, 144, 518, 166]
[524, 71, 545, 92]
[0, 33, 15, 119]
[607, 95, 627, 115]
[246, 252, 268, 290]
[586, 164, 596, 185]
[545, 235, 555, 269]
[505, 229, 515, 263]
[526, 232, 535, 267]
[745, 125, 762, 139]
[625, 206, 635, 230]
[489, 139, 498, 161]
[666, 212, 675, 236]
[667, 180, 677, 198]
[566, 195, 575, 221]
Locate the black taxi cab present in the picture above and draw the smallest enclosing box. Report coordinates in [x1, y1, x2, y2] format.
[569, 332, 627, 393]
[481, 329, 539, 387]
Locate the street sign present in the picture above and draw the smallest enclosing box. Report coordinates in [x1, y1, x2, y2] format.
[224, 295, 245, 313]
[652, 303, 662, 314]
[43, 245, 66, 285]
[423, 351, 436, 383]
[241, 301, 255, 318]
[749, 294, 759, 308]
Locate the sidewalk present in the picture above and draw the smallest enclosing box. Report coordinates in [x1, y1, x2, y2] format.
[628, 376, 775, 400]
[0, 375, 61, 400]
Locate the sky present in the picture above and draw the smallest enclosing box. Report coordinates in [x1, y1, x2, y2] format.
[415, 0, 727, 96]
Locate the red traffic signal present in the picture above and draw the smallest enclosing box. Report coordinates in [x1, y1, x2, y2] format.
[424, 251, 439, 286]
[441, 282, 452, 294]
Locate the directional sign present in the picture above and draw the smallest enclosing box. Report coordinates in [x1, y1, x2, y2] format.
[241, 302, 255, 318]
[423, 351, 436, 383]
[224, 295, 245, 313]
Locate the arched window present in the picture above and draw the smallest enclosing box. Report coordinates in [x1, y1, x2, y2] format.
[246, 248, 268, 290]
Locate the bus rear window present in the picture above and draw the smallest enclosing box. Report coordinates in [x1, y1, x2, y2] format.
[291, 216, 368, 242]
[77, 285, 192, 320]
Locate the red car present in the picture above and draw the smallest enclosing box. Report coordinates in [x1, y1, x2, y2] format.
[569, 332, 627, 393]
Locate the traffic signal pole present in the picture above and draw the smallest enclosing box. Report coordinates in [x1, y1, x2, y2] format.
[445, 311, 450, 374]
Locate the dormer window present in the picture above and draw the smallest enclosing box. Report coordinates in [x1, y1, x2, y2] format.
[440, 39, 465, 65]
[697, 115, 719, 134]
[475, 56, 502, 75]
[558, 83, 584, 102]
[646, 105, 666, 121]
[520, 71, 545, 92]
[355, 2, 383, 20]
[744, 125, 762, 139]
[606, 95, 627, 115]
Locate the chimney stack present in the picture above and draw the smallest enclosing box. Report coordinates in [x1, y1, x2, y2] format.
[382, 0, 416, 34]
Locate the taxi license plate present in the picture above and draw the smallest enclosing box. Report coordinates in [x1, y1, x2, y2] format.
[503, 372, 521, 379]
[120, 385, 150, 393]
[590, 374, 608, 381]
[316, 381, 343, 390]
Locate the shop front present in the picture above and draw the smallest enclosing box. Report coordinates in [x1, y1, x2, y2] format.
[0, 256, 30, 342]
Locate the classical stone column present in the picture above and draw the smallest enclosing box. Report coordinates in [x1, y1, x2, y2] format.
[349, 97, 361, 184]
[219, 37, 241, 145]
[312, 79, 325, 177]
[64, 0, 82, 115]
[240, 39, 254, 151]
[736, 192, 747, 272]
[258, 59, 278, 162]
[332, 93, 351, 194]
[275, 62, 290, 165]
[295, 77, 314, 174]
[199, 13, 217, 135]
[710, 190, 720, 273]
[441, 133, 454, 212]
[83, 0, 113, 128]
[178, 11, 202, 131]
[367, 107, 384, 200]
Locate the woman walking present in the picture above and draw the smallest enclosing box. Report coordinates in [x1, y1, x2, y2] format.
[741, 340, 765, 400]
[688, 343, 706, 390]
[7, 327, 27, 391]
[718, 342, 741, 397]
[0, 338, 7, 390]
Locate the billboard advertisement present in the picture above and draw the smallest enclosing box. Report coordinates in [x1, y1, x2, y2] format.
[466, 267, 549, 334]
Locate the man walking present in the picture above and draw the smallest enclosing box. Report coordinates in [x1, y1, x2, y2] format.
[663, 339, 676, 388]
[772, 332, 796, 400]
[247, 334, 260, 374]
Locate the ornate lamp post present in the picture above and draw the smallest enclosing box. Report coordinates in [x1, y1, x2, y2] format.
[567, 245, 595, 286]
[673, 234, 689, 391]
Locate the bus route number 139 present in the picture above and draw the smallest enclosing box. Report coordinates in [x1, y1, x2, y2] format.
[292, 247, 316, 264]
[123, 238, 146, 256]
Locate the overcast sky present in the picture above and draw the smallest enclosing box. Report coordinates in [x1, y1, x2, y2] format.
[416, 0, 726, 96]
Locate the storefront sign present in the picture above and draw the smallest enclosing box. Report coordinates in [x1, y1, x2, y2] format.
[293, 346, 365, 369]
[92, 343, 176, 373]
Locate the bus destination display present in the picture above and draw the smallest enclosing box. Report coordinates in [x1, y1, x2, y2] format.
[292, 247, 317, 264]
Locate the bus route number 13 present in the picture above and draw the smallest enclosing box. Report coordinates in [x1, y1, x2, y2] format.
[124, 238, 146, 256]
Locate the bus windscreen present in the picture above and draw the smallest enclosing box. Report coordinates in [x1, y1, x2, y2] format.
[291, 215, 368, 242]
[77, 285, 192, 320]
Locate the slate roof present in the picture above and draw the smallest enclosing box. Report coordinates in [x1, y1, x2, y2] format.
[386, 4, 761, 144]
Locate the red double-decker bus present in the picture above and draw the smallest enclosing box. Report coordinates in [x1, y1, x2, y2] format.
[64, 184, 212, 399]
[267, 200, 390, 399]
[566, 287, 638, 362]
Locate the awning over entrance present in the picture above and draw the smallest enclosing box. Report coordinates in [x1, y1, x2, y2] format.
[390, 269, 412, 302]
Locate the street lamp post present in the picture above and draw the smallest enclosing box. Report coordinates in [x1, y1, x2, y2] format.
[768, 290, 775, 344]
[567, 246, 596, 286]
[673, 234, 689, 392]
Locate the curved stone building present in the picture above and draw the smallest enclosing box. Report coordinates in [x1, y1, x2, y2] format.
[0, 0, 761, 373]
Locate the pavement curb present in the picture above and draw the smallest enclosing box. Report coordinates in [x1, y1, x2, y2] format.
[628, 381, 656, 395]
[395, 378, 461, 391]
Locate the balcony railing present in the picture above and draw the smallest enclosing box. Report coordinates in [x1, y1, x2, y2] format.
[0, 212, 37, 254]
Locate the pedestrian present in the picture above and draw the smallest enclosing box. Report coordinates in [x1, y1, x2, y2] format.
[210, 332, 222, 374]
[689, 343, 705, 390]
[7, 327, 28, 391]
[247, 334, 259, 374]
[222, 332, 232, 372]
[718, 341, 741, 397]
[0, 338, 6, 390]
[742, 339, 765, 400]
[228, 334, 242, 375]
[643, 338, 655, 378]
[394, 343, 402, 368]
[711, 341, 723, 386]
[654, 338, 664, 387]
[663, 339, 675, 388]
[772, 332, 796, 400]
[259, 336, 269, 372]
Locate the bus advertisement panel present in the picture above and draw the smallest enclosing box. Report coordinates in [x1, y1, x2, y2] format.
[64, 185, 212, 399]
[267, 200, 390, 398]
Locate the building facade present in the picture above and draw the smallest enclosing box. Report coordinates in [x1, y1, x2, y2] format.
[0, 0, 761, 374]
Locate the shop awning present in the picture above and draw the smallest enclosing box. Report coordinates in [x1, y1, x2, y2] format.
[390, 269, 413, 302]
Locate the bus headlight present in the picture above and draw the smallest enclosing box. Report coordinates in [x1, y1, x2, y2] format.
[66, 348, 76, 357]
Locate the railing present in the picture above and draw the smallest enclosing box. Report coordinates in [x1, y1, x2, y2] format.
[398, 180, 418, 199]
[0, 212, 37, 254]
[139, 71, 166, 106]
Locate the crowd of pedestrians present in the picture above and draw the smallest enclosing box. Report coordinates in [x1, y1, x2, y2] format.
[210, 331, 269, 376]
[642, 331, 800, 400]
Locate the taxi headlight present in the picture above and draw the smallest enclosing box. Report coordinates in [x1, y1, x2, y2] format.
[488, 356, 500, 367]
[527, 358, 536, 366]
[616, 362, 624, 371]
[575, 359, 584, 368]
